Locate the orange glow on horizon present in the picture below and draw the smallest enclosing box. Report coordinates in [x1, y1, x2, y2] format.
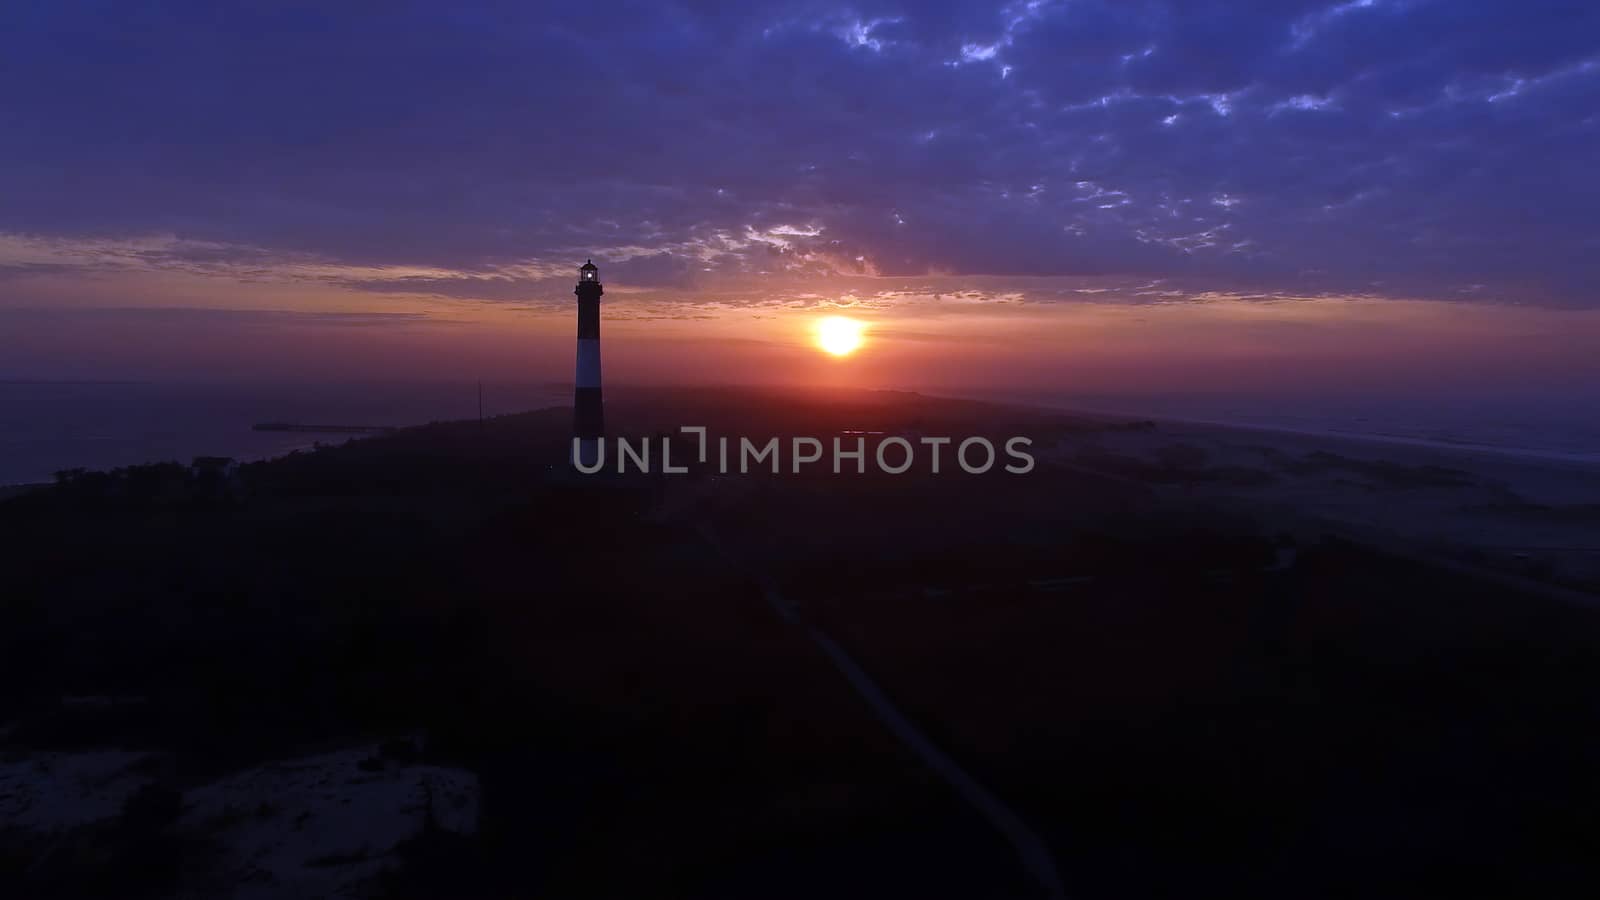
[9, 262, 1600, 398]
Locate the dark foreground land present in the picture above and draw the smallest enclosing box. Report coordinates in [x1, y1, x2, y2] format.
[2, 387, 1598, 898]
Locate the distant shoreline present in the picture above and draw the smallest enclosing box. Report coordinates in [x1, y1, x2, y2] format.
[7, 384, 1600, 487]
[928, 391, 1600, 470]
[1107, 408, 1600, 468]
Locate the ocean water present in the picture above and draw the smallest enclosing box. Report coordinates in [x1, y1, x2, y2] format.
[0, 381, 568, 485]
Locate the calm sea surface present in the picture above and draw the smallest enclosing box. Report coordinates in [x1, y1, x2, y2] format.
[0, 381, 566, 485]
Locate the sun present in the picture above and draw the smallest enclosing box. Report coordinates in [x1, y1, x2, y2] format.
[815, 316, 866, 357]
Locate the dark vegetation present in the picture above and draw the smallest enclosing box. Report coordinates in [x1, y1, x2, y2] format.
[2, 388, 1598, 898]
[1073, 442, 1281, 486]
[1260, 447, 1477, 488]
[1468, 499, 1600, 525]
[794, 534, 1600, 899]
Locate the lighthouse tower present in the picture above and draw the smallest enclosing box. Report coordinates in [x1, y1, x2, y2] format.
[573, 259, 604, 467]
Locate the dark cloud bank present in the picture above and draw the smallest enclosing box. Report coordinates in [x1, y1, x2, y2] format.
[1, 0, 1596, 303]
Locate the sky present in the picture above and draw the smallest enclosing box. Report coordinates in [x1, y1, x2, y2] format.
[2, 1, 1599, 403]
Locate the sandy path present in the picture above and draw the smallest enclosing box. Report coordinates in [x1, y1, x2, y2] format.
[700, 523, 1069, 900]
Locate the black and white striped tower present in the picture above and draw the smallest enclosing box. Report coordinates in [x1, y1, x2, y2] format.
[573, 259, 604, 467]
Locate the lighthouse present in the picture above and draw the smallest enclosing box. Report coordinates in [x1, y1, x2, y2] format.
[573, 259, 604, 467]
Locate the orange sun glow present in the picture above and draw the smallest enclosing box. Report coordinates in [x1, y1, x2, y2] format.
[815, 316, 866, 356]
